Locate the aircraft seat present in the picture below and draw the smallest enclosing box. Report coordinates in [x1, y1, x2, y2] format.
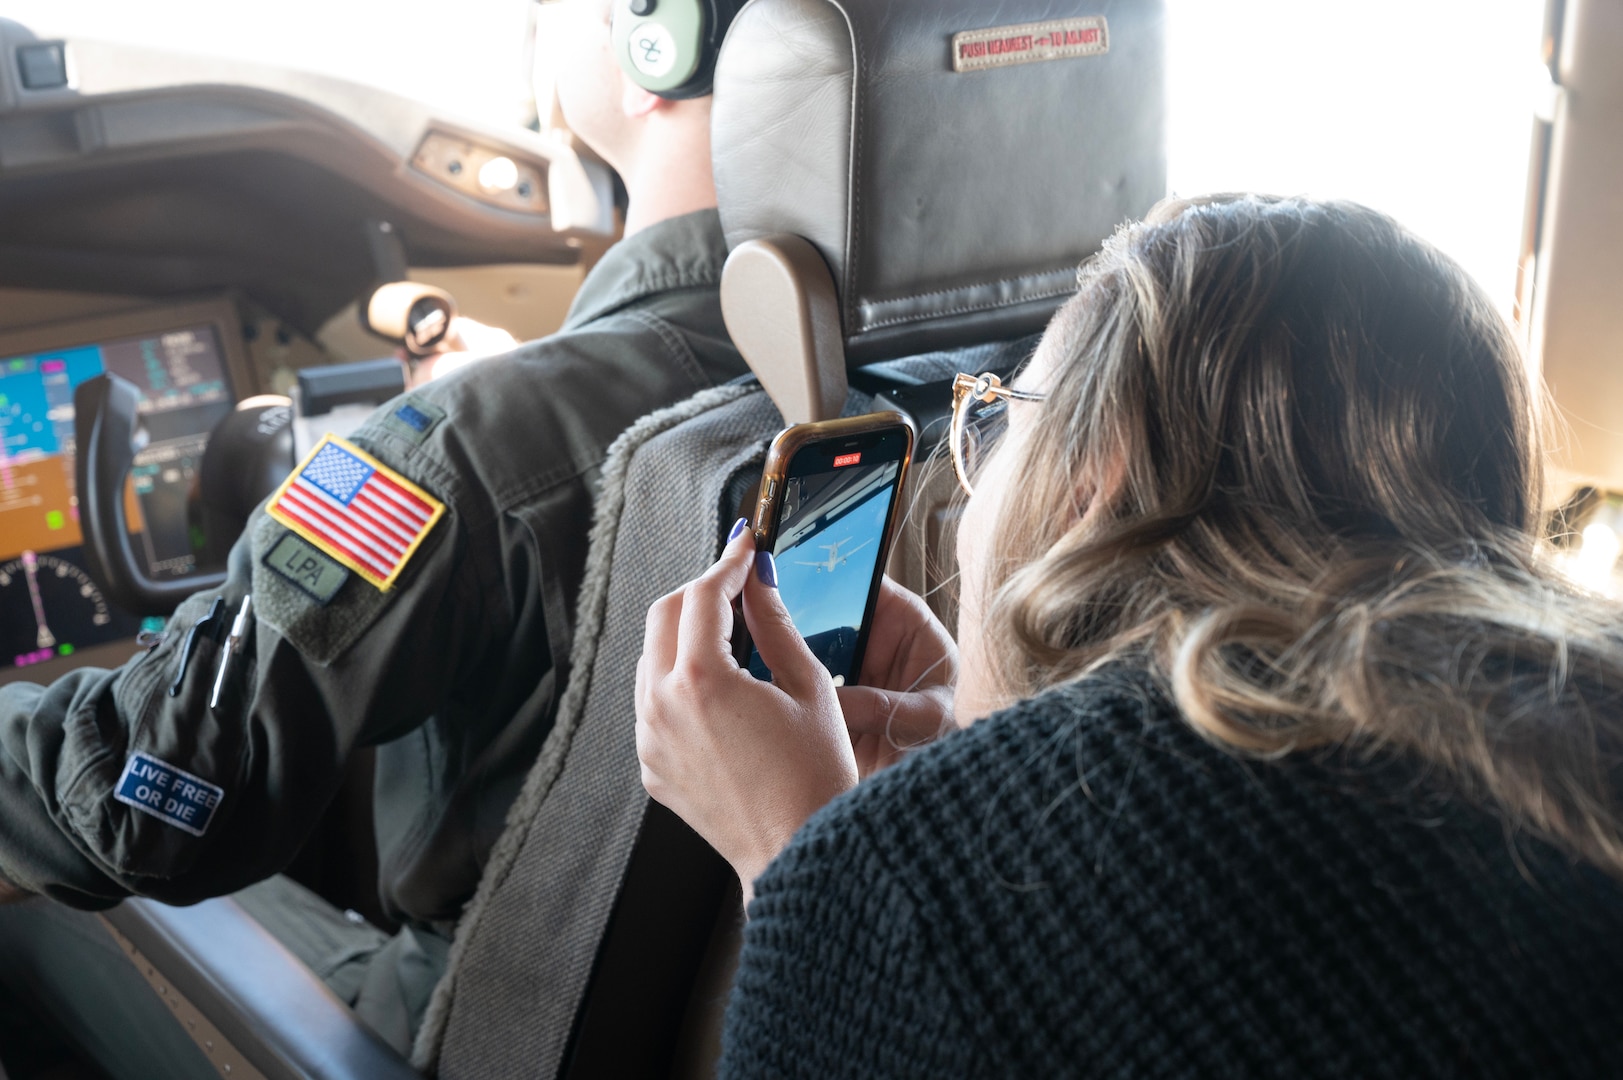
[416, 1, 1166, 1077]
[99, 896, 419, 1080]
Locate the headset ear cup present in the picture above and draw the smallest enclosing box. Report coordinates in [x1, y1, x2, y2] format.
[611, 0, 708, 96]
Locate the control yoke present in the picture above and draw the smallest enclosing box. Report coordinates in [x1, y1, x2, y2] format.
[74, 374, 228, 616]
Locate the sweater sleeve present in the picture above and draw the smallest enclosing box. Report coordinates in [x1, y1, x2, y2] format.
[717, 811, 981, 1079]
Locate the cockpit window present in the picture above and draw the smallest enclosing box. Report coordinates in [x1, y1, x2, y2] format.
[3, 0, 542, 130]
[9, 0, 1544, 310]
[1167, 0, 1547, 313]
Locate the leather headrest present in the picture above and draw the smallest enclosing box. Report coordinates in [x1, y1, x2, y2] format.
[712, 0, 1167, 364]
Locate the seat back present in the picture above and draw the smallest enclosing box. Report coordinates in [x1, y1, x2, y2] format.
[415, 346, 1037, 1078]
[417, 380, 884, 1077]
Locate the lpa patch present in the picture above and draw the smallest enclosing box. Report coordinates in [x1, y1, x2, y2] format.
[114, 753, 224, 837]
[263, 531, 350, 603]
[266, 436, 445, 592]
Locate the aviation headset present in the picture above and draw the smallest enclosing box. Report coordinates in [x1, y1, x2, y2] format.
[610, 0, 747, 100]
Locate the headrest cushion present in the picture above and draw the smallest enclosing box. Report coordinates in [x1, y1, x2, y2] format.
[713, 0, 1166, 363]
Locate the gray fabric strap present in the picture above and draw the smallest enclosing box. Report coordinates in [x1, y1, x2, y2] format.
[414, 382, 781, 1076]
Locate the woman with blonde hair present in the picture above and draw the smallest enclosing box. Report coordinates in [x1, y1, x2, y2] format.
[636, 194, 1623, 1077]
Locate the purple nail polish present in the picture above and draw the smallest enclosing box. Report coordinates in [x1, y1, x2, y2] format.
[728, 517, 748, 542]
[755, 550, 778, 588]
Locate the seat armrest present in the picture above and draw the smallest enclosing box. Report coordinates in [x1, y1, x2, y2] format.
[103, 896, 419, 1080]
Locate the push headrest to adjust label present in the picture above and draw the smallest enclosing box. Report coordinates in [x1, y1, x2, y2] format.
[952, 17, 1109, 73]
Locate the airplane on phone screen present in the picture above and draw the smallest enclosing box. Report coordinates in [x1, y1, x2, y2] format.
[794, 536, 872, 574]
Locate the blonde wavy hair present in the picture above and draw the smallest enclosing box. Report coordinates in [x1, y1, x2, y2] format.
[982, 194, 1623, 876]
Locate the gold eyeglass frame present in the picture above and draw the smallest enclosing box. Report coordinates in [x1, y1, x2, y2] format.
[950, 371, 1047, 497]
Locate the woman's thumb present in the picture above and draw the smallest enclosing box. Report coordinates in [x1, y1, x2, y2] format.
[742, 552, 827, 695]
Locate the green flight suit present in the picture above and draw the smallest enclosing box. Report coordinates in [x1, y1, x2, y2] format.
[0, 210, 742, 1068]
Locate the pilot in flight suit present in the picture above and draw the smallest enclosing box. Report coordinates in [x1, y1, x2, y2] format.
[0, 0, 748, 1069]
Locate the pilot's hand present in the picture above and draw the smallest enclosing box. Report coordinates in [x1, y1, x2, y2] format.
[837, 577, 958, 778]
[637, 524, 857, 903]
[402, 316, 520, 387]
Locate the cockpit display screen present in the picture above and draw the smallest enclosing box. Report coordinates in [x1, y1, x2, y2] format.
[0, 313, 242, 674]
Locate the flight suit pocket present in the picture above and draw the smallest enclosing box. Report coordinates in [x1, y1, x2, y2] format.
[249, 513, 428, 666]
[58, 627, 234, 880]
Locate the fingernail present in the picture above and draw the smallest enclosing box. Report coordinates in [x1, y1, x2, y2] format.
[754, 550, 778, 589]
[728, 517, 748, 542]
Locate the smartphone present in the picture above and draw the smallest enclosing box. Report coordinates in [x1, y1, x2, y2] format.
[739, 411, 915, 687]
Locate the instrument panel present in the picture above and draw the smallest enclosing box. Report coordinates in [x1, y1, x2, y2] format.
[0, 298, 253, 681]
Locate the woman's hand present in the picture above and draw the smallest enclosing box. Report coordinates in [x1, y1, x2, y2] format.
[637, 525, 858, 896]
[839, 578, 959, 777]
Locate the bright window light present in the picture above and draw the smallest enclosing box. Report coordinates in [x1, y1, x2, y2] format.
[1167, 0, 1548, 313]
[7, 0, 1548, 313]
[1557, 519, 1623, 596]
[1, 0, 538, 128]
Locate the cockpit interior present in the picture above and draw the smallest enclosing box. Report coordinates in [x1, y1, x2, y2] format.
[1, 0, 1621, 1077]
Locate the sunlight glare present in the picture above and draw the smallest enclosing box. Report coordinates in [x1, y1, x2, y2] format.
[1167, 0, 1547, 312]
[1, 0, 537, 128]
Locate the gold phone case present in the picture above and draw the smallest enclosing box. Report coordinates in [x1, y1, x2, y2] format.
[738, 410, 916, 678]
[752, 411, 916, 551]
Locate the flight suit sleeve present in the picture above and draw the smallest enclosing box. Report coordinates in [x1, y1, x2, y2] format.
[0, 436, 493, 909]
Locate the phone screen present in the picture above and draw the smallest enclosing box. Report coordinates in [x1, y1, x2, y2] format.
[747, 425, 910, 686]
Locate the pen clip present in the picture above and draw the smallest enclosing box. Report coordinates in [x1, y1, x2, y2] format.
[209, 595, 253, 711]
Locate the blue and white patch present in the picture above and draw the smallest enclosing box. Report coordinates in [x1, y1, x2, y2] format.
[113, 753, 224, 838]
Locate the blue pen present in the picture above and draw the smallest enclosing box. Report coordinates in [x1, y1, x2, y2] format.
[167, 597, 226, 699]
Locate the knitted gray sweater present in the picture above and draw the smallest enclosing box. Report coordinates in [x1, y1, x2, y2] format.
[719, 668, 1623, 1078]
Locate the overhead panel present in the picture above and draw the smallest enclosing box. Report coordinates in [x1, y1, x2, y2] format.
[412, 130, 549, 217]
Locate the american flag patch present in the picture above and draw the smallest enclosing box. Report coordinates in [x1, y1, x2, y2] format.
[267, 437, 445, 592]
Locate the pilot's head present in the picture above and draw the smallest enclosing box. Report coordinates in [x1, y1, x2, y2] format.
[545, 0, 745, 187]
